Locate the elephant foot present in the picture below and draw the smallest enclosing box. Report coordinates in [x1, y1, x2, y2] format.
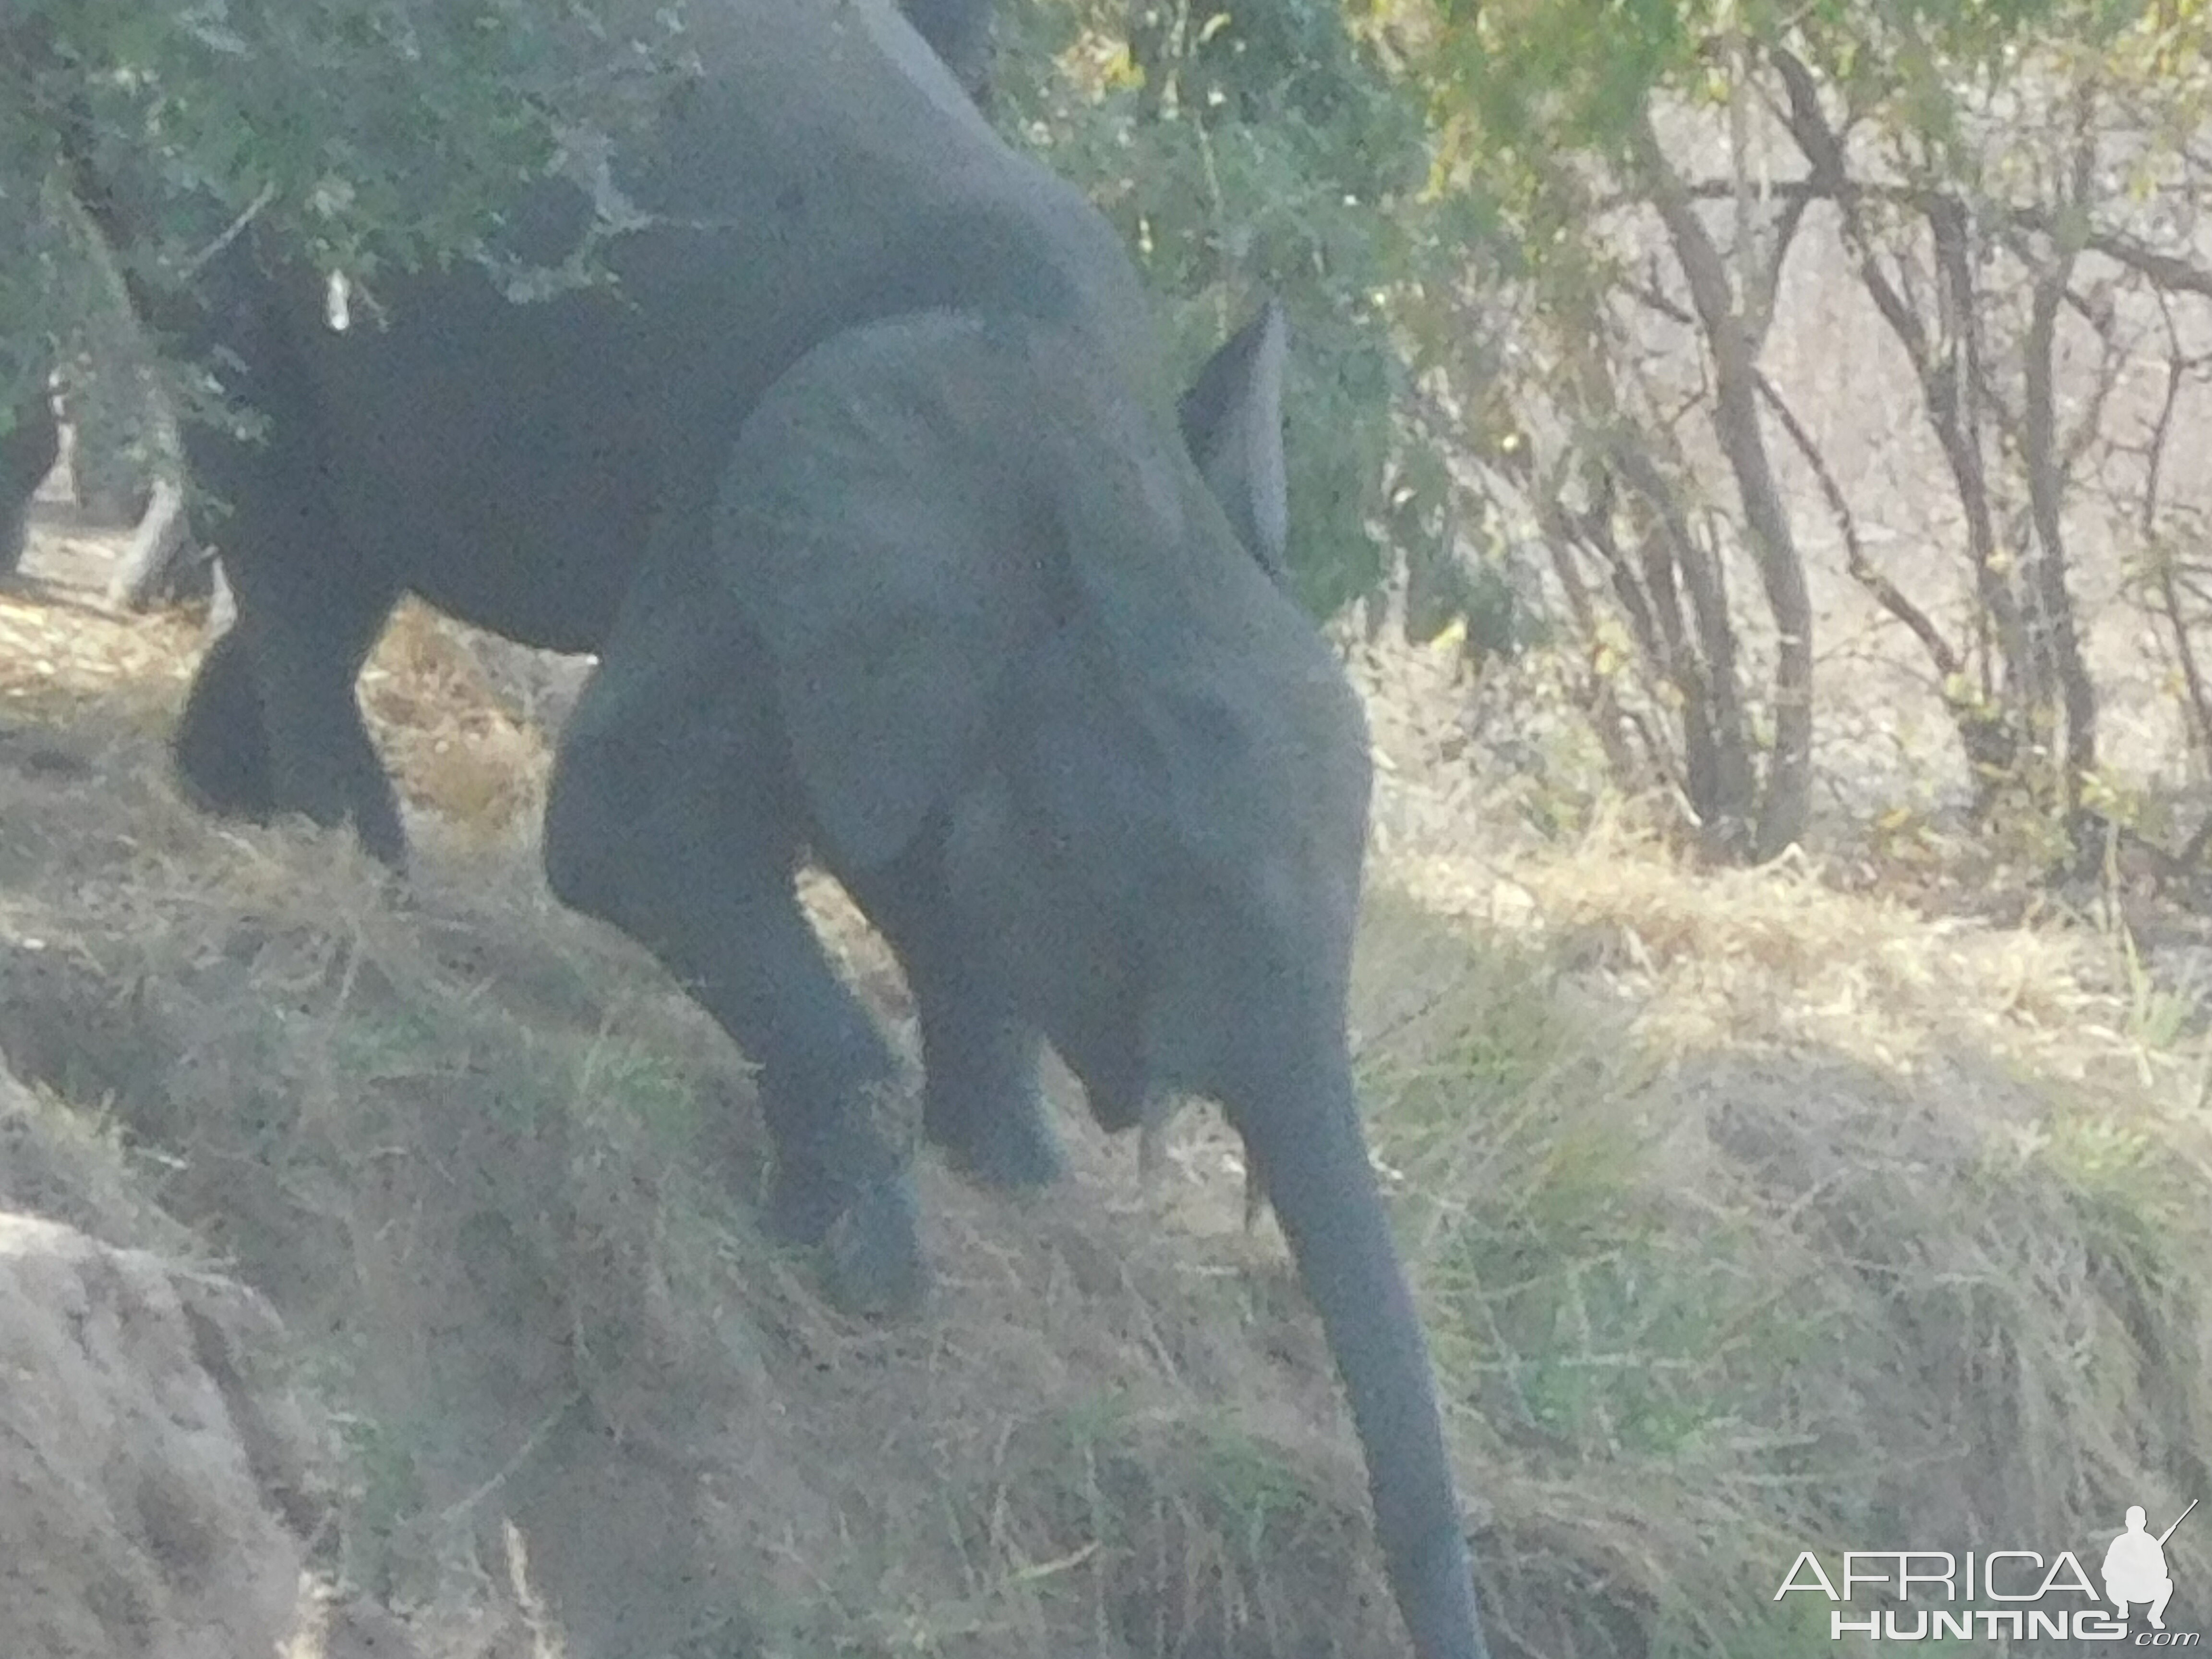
[926, 1096, 1066, 1192]
[768, 1162, 928, 1318]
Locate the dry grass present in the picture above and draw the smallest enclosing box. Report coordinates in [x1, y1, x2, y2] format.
[1394, 830, 2157, 1078]
[0, 541, 2208, 1656]
[1355, 826, 2212, 1655]
[359, 605, 568, 843]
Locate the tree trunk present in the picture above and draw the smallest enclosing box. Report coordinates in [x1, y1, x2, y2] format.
[1632, 112, 1812, 858]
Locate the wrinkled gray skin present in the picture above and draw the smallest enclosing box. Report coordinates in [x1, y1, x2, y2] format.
[57, 0, 1491, 1652]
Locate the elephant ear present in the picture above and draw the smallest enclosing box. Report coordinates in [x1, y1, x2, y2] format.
[1031, 327, 1370, 996]
[713, 311, 1054, 871]
[1177, 299, 1289, 582]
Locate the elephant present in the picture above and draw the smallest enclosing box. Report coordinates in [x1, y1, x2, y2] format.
[0, 0, 989, 600]
[51, 0, 1494, 1652]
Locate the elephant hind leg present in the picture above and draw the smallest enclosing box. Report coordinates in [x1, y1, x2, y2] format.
[543, 637, 925, 1316]
[172, 405, 408, 867]
[170, 577, 406, 867]
[839, 842, 1062, 1193]
[172, 626, 274, 821]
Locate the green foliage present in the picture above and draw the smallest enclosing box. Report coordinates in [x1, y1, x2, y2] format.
[1404, 0, 2212, 850]
[1441, 0, 2147, 167]
[997, 0, 1482, 616]
[1445, 0, 1696, 159]
[1129, 0, 1338, 124]
[0, 0, 1509, 625]
[0, 0, 682, 389]
[0, 171, 74, 409]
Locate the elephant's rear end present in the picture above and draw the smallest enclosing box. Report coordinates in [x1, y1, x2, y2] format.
[269, 0, 1165, 654]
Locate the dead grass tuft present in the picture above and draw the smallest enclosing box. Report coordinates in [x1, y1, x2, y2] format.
[1390, 820, 2169, 1090]
[359, 603, 560, 844]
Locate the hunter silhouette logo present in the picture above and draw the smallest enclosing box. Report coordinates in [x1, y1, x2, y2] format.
[2107, 1500, 2195, 1632]
[1776, 1498, 2202, 1642]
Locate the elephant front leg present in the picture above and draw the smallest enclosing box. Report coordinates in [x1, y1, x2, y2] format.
[842, 846, 1062, 1193]
[545, 661, 926, 1316]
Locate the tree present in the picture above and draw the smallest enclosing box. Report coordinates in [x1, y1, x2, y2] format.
[995, 0, 1490, 620]
[1407, 0, 2212, 862]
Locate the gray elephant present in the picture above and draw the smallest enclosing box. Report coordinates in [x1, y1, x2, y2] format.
[56, 0, 1492, 1651]
[0, 0, 988, 604]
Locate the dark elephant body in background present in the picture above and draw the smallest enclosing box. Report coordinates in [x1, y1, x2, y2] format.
[57, 0, 1492, 1652]
[125, 0, 1166, 866]
[0, 0, 988, 606]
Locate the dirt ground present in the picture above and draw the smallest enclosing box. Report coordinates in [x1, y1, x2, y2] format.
[2, 500, 2208, 1659]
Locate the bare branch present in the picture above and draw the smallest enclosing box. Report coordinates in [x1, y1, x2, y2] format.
[1754, 368, 1963, 679]
[1656, 173, 2212, 303]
